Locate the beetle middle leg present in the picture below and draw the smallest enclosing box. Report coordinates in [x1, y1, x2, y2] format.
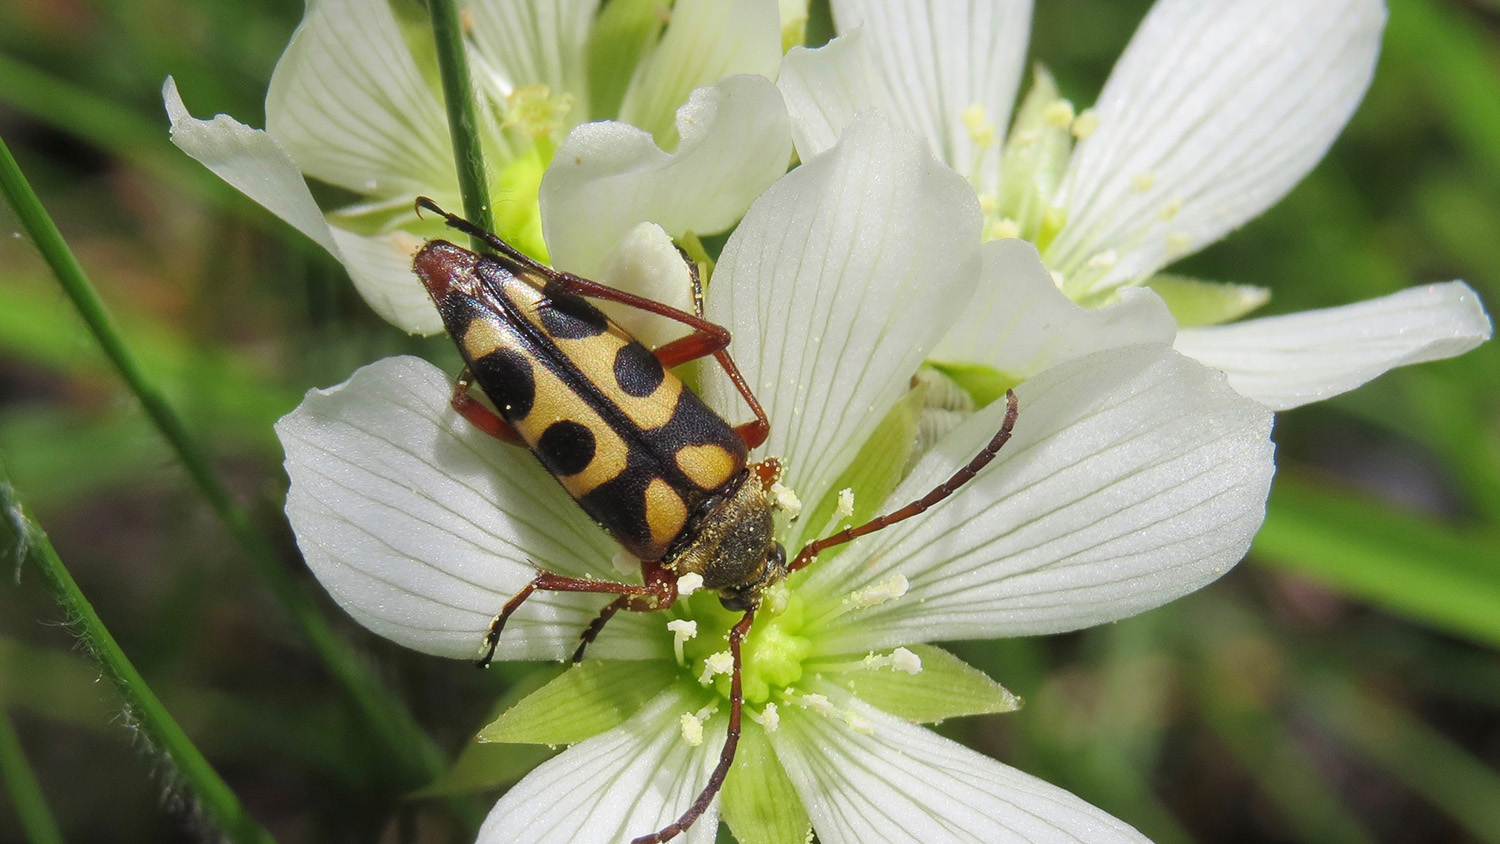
[449, 366, 524, 446]
[479, 566, 678, 667]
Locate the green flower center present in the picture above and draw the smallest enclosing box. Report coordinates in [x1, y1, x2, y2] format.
[676, 586, 811, 706]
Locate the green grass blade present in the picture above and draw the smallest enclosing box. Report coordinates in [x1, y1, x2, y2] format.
[0, 689, 64, 844]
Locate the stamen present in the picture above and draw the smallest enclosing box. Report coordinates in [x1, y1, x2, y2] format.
[1042, 100, 1076, 129]
[770, 482, 802, 521]
[679, 711, 704, 746]
[891, 647, 922, 675]
[834, 488, 855, 524]
[961, 104, 997, 149]
[667, 619, 697, 666]
[977, 194, 1000, 217]
[1071, 108, 1100, 140]
[798, 693, 833, 714]
[676, 572, 704, 597]
[1049, 270, 1067, 290]
[988, 218, 1021, 241]
[848, 574, 909, 609]
[842, 709, 875, 734]
[1086, 249, 1119, 269]
[1165, 232, 1193, 259]
[757, 701, 780, 733]
[611, 548, 637, 576]
[1131, 171, 1157, 192]
[1157, 197, 1183, 222]
[502, 84, 574, 141]
[698, 650, 734, 685]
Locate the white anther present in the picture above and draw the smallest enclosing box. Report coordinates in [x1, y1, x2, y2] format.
[891, 647, 922, 675]
[842, 710, 875, 734]
[834, 488, 855, 523]
[1071, 108, 1100, 139]
[1085, 249, 1119, 269]
[771, 482, 803, 520]
[611, 548, 638, 576]
[759, 701, 780, 733]
[848, 574, 909, 608]
[800, 693, 833, 714]
[988, 218, 1021, 241]
[699, 650, 734, 685]
[1165, 232, 1194, 258]
[676, 572, 704, 597]
[1157, 197, 1183, 222]
[679, 711, 704, 746]
[667, 619, 697, 666]
[1131, 171, 1157, 192]
[1049, 270, 1067, 290]
[961, 104, 996, 148]
[1042, 100, 1075, 129]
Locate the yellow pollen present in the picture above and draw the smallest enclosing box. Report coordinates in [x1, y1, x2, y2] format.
[891, 647, 922, 675]
[676, 572, 704, 597]
[1086, 249, 1119, 269]
[679, 711, 704, 746]
[1071, 108, 1100, 139]
[1049, 270, 1067, 289]
[842, 709, 875, 734]
[961, 104, 997, 149]
[758, 701, 780, 733]
[834, 488, 855, 523]
[848, 574, 909, 608]
[977, 194, 1000, 216]
[770, 482, 802, 520]
[699, 651, 733, 685]
[1158, 197, 1184, 221]
[988, 218, 1021, 240]
[1042, 100, 1076, 129]
[1131, 171, 1158, 192]
[1165, 232, 1194, 258]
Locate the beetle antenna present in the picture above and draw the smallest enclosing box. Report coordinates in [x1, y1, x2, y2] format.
[788, 389, 1019, 572]
[413, 196, 541, 268]
[631, 610, 755, 844]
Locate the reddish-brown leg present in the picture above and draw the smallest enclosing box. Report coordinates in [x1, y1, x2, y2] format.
[415, 198, 770, 449]
[631, 610, 755, 844]
[450, 367, 524, 446]
[571, 595, 628, 663]
[790, 390, 1020, 572]
[478, 570, 677, 668]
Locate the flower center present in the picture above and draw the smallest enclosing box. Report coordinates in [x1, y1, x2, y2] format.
[675, 586, 811, 706]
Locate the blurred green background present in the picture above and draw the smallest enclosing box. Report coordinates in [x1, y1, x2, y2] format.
[1, 0, 1497, 842]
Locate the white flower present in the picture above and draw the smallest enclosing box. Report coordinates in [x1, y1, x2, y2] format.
[277, 115, 1275, 843]
[163, 0, 793, 334]
[778, 0, 1490, 409]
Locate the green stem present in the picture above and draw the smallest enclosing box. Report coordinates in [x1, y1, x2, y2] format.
[0, 134, 448, 792]
[0, 691, 64, 844]
[428, 0, 495, 239]
[0, 469, 275, 844]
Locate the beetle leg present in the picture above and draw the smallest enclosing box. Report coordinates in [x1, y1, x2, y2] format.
[450, 367, 525, 446]
[571, 596, 628, 663]
[632, 609, 755, 844]
[789, 390, 1020, 572]
[478, 570, 678, 668]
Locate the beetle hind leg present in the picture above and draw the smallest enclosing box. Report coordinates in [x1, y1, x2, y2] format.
[477, 569, 677, 668]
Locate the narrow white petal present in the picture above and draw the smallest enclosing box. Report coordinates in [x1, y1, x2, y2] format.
[772, 690, 1150, 844]
[265, 0, 454, 197]
[618, 0, 783, 145]
[829, 0, 1034, 196]
[932, 238, 1177, 380]
[778, 33, 881, 162]
[327, 228, 444, 335]
[1050, 0, 1386, 291]
[468, 0, 598, 115]
[1175, 281, 1492, 410]
[800, 345, 1273, 652]
[593, 222, 698, 350]
[164, 77, 339, 255]
[479, 684, 723, 844]
[277, 356, 667, 661]
[704, 114, 982, 533]
[540, 74, 791, 278]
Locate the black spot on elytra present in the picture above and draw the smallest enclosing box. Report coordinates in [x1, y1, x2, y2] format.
[540, 286, 609, 339]
[646, 391, 746, 489]
[537, 420, 596, 476]
[614, 341, 665, 398]
[472, 348, 535, 420]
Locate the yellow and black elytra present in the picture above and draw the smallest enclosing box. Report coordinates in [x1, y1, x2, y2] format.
[411, 198, 1020, 844]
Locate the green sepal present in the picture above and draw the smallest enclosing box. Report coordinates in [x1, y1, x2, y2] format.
[806, 644, 1021, 723]
[721, 721, 811, 844]
[478, 659, 678, 745]
[410, 741, 554, 797]
[927, 360, 1018, 410]
[587, 0, 670, 121]
[796, 383, 927, 553]
[1145, 274, 1270, 327]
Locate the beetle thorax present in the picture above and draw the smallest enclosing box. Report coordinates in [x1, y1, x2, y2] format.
[666, 464, 786, 610]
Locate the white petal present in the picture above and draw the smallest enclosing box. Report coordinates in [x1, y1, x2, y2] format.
[704, 114, 983, 535]
[593, 222, 698, 350]
[468, 0, 598, 114]
[277, 356, 667, 661]
[778, 32, 881, 162]
[828, 0, 1034, 196]
[540, 74, 792, 278]
[265, 0, 454, 197]
[164, 77, 339, 255]
[772, 690, 1150, 844]
[327, 228, 445, 335]
[479, 684, 723, 844]
[931, 238, 1177, 380]
[1049, 0, 1386, 293]
[1174, 281, 1492, 410]
[799, 345, 1274, 652]
[618, 0, 783, 145]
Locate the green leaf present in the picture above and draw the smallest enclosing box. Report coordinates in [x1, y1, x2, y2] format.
[1253, 472, 1500, 650]
[1145, 274, 1270, 327]
[806, 644, 1020, 723]
[721, 721, 810, 844]
[795, 383, 926, 553]
[587, 0, 670, 121]
[478, 659, 678, 745]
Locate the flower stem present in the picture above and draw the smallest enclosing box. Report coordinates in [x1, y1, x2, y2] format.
[428, 0, 496, 240]
[0, 689, 64, 844]
[0, 135, 450, 795]
[0, 467, 276, 844]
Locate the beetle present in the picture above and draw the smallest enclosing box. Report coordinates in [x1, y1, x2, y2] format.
[411, 198, 1019, 844]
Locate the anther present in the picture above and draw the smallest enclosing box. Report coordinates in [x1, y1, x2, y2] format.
[848, 574, 909, 608]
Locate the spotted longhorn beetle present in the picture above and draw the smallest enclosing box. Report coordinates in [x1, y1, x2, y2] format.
[412, 198, 1019, 844]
